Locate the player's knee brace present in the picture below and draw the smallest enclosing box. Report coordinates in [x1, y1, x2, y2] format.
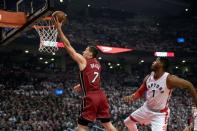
[124, 116, 138, 131]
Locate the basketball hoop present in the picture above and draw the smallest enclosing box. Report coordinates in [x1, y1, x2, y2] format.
[33, 17, 59, 54]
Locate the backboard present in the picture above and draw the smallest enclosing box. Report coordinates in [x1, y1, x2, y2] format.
[0, 0, 55, 45]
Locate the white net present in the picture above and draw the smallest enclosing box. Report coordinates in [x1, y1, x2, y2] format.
[33, 17, 59, 54]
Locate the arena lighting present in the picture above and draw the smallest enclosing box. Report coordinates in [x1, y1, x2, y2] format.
[110, 66, 113, 69]
[182, 60, 186, 63]
[88, 4, 91, 7]
[108, 62, 111, 66]
[141, 60, 144, 63]
[117, 63, 120, 66]
[96, 45, 134, 54]
[175, 66, 179, 69]
[25, 50, 29, 53]
[45, 61, 48, 64]
[185, 8, 188, 12]
[98, 57, 102, 60]
[154, 52, 174, 57]
[52, 52, 55, 56]
[51, 58, 54, 61]
[60, 0, 63, 3]
[39, 57, 43, 60]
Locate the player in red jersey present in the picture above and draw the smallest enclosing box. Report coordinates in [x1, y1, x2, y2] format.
[54, 17, 116, 131]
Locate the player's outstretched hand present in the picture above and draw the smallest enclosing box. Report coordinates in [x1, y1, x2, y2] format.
[123, 94, 135, 104]
[53, 16, 63, 29]
[73, 84, 81, 93]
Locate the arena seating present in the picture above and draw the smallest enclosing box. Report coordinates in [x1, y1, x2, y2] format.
[0, 59, 195, 130]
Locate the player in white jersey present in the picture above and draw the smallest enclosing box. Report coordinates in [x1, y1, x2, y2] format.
[192, 105, 197, 131]
[123, 57, 197, 131]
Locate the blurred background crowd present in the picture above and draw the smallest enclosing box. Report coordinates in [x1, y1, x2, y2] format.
[0, 55, 196, 130]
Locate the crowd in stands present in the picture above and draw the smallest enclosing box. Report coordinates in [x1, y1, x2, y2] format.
[0, 58, 196, 131]
[63, 17, 197, 53]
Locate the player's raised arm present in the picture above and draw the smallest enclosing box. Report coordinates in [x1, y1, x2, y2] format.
[123, 75, 149, 103]
[54, 16, 86, 71]
[167, 75, 197, 106]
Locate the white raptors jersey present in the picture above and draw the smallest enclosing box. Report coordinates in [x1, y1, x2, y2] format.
[145, 72, 172, 110]
[194, 108, 197, 130]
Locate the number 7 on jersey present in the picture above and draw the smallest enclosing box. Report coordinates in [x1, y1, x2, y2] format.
[91, 72, 99, 83]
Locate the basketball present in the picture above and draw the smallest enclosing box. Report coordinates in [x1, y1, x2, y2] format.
[52, 11, 67, 23]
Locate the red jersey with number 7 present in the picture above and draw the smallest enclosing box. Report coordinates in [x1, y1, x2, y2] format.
[79, 58, 110, 121]
[79, 58, 101, 95]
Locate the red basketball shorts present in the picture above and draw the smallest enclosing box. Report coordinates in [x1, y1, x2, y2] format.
[80, 90, 111, 122]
